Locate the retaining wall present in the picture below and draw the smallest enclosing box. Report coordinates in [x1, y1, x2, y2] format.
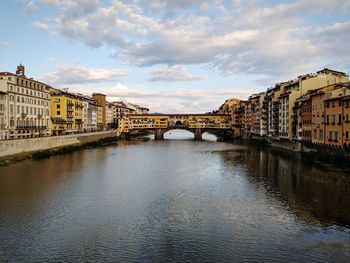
[0, 130, 120, 158]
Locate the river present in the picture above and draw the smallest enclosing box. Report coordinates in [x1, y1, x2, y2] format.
[0, 132, 349, 262]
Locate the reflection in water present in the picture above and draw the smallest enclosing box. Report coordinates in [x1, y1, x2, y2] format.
[0, 140, 349, 262]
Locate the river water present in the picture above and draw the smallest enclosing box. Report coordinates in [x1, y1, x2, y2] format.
[0, 133, 349, 262]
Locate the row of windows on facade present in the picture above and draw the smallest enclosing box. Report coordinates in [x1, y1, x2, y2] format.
[310, 129, 350, 141]
[8, 94, 49, 106]
[11, 77, 47, 91]
[7, 118, 49, 128]
[55, 110, 83, 117]
[8, 84, 49, 98]
[7, 104, 49, 116]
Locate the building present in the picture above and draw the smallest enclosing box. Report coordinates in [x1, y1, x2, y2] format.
[310, 88, 327, 145]
[0, 65, 51, 140]
[96, 104, 103, 130]
[218, 98, 240, 115]
[343, 95, 350, 148]
[106, 102, 115, 129]
[50, 88, 85, 135]
[92, 93, 106, 129]
[323, 83, 350, 147]
[299, 95, 312, 141]
[83, 97, 98, 132]
[275, 68, 348, 141]
[231, 101, 246, 137]
[126, 102, 149, 115]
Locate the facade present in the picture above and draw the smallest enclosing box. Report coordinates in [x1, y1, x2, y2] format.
[83, 97, 98, 132]
[231, 101, 246, 137]
[50, 88, 85, 135]
[343, 96, 350, 147]
[323, 85, 350, 147]
[96, 104, 103, 130]
[300, 96, 312, 141]
[92, 93, 106, 129]
[270, 69, 348, 141]
[0, 65, 51, 140]
[106, 102, 115, 129]
[311, 89, 327, 145]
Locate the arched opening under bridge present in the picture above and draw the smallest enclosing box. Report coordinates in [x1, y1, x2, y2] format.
[163, 129, 194, 140]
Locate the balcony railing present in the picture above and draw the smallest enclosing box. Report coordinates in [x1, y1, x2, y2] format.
[16, 125, 47, 130]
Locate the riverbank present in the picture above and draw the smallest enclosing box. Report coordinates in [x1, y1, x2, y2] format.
[0, 131, 120, 167]
[239, 137, 350, 170]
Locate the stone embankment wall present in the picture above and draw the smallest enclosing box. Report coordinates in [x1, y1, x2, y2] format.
[0, 130, 120, 158]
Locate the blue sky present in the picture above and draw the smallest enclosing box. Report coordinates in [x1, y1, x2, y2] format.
[1, 0, 350, 113]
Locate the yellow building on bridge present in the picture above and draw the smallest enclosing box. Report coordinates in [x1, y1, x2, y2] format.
[120, 114, 232, 140]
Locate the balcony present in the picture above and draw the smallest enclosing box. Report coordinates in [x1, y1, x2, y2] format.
[16, 125, 47, 130]
[21, 113, 27, 118]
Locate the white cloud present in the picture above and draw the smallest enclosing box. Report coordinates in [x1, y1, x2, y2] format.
[25, 1, 37, 12]
[41, 66, 127, 86]
[72, 82, 255, 113]
[32, 21, 50, 31]
[150, 65, 202, 81]
[29, 0, 350, 82]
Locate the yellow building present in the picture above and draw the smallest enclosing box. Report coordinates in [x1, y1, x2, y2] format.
[96, 105, 103, 130]
[50, 88, 85, 135]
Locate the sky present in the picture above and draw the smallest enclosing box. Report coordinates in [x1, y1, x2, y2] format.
[1, 0, 350, 113]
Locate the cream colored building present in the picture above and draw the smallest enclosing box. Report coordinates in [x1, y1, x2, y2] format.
[0, 65, 51, 140]
[106, 102, 115, 128]
[275, 68, 348, 141]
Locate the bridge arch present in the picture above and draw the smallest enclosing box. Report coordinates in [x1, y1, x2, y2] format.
[175, 120, 183, 126]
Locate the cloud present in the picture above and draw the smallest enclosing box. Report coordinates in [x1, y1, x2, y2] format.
[32, 21, 50, 30]
[150, 65, 202, 81]
[41, 66, 127, 86]
[29, 0, 350, 82]
[25, 1, 37, 12]
[72, 82, 254, 113]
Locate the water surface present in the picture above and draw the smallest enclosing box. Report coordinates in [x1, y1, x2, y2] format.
[0, 138, 349, 262]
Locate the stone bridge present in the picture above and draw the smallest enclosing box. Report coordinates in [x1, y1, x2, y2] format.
[120, 114, 232, 140]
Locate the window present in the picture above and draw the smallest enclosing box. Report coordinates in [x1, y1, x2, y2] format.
[319, 129, 323, 140]
[335, 131, 339, 141]
[0, 104, 4, 111]
[332, 115, 335, 124]
[338, 114, 342, 124]
[346, 131, 349, 140]
[313, 129, 317, 139]
[56, 104, 60, 109]
[10, 105, 13, 113]
[329, 131, 333, 140]
[17, 105, 20, 113]
[57, 111, 60, 115]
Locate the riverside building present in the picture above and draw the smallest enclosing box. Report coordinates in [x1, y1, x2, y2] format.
[50, 88, 85, 135]
[0, 65, 51, 140]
